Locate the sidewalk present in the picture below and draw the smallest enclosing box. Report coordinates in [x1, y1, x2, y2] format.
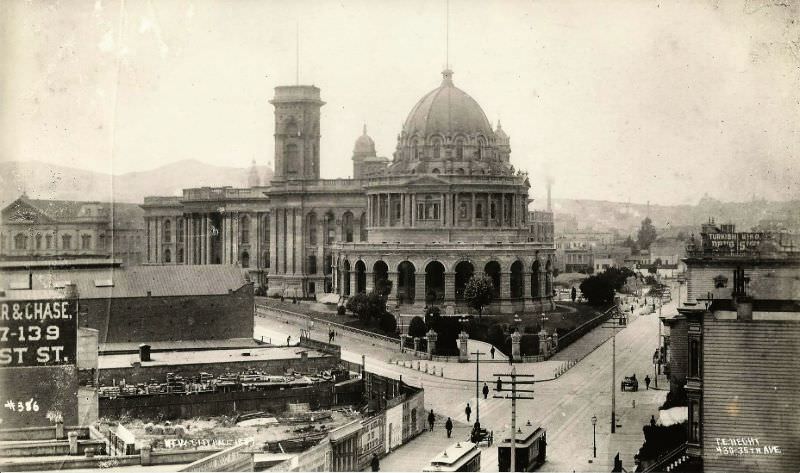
[377, 420, 473, 472]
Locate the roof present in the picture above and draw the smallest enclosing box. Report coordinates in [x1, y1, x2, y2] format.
[2, 196, 144, 229]
[353, 124, 376, 155]
[499, 423, 545, 447]
[429, 442, 478, 465]
[402, 70, 493, 140]
[98, 346, 328, 370]
[0, 265, 250, 299]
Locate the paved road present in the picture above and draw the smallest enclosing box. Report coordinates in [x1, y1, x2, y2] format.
[253, 285, 677, 472]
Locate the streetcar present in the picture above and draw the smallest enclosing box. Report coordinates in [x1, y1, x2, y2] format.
[497, 421, 546, 472]
[422, 441, 481, 472]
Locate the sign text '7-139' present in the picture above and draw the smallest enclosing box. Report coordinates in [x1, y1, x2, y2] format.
[0, 300, 77, 367]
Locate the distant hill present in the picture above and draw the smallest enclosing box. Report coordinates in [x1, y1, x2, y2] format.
[549, 197, 800, 236]
[0, 160, 273, 207]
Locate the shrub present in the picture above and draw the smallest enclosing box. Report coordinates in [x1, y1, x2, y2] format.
[337, 305, 346, 315]
[464, 275, 495, 318]
[408, 316, 428, 338]
[487, 324, 505, 349]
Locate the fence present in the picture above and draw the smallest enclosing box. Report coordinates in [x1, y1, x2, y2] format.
[556, 305, 617, 350]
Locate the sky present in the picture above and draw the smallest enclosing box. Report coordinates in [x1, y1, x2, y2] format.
[1, 0, 798, 206]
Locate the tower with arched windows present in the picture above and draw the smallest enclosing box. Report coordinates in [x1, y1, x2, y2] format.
[270, 85, 325, 181]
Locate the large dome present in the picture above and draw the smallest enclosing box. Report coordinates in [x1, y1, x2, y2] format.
[389, 69, 512, 175]
[402, 69, 493, 138]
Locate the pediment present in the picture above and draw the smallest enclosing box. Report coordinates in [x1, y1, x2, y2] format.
[404, 175, 451, 187]
[1, 199, 54, 224]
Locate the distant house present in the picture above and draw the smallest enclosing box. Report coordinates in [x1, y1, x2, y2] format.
[0, 194, 145, 266]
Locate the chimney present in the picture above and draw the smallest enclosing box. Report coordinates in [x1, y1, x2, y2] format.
[63, 283, 78, 300]
[139, 344, 151, 362]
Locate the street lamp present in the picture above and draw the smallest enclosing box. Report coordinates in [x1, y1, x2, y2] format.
[591, 415, 597, 458]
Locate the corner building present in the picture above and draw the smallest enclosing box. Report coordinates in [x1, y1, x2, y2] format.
[142, 70, 555, 313]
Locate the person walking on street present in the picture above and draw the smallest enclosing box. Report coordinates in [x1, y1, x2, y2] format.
[328, 329, 334, 343]
[465, 403, 472, 423]
[482, 383, 489, 400]
[427, 409, 435, 432]
[490, 346, 495, 359]
[287, 335, 291, 346]
[445, 417, 453, 438]
[371, 454, 380, 472]
[645, 375, 651, 390]
[650, 415, 656, 427]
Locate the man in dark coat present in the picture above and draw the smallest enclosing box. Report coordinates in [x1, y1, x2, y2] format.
[465, 403, 472, 422]
[482, 383, 489, 399]
[427, 409, 435, 431]
[445, 417, 453, 438]
[371, 454, 380, 471]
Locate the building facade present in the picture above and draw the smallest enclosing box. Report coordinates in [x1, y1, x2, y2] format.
[1, 196, 145, 266]
[141, 70, 555, 313]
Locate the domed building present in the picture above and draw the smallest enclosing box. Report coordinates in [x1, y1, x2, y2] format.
[141, 69, 555, 314]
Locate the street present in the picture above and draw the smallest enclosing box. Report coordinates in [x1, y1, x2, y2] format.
[253, 288, 676, 472]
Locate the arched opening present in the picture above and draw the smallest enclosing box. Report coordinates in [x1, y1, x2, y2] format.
[455, 139, 464, 159]
[373, 260, 389, 295]
[455, 261, 474, 301]
[545, 259, 553, 297]
[484, 261, 501, 298]
[307, 212, 318, 246]
[343, 212, 354, 243]
[359, 212, 367, 241]
[342, 260, 351, 296]
[177, 247, 184, 264]
[397, 261, 416, 304]
[431, 168, 440, 174]
[14, 233, 27, 250]
[164, 219, 171, 242]
[241, 251, 250, 268]
[355, 260, 366, 293]
[240, 216, 249, 244]
[510, 261, 524, 299]
[425, 261, 446, 304]
[285, 143, 299, 173]
[433, 139, 441, 159]
[531, 260, 541, 298]
[164, 248, 171, 263]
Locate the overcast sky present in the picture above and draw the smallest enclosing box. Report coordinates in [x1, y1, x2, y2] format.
[1, 0, 798, 206]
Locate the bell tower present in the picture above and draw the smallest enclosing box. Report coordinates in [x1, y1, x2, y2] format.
[270, 85, 325, 181]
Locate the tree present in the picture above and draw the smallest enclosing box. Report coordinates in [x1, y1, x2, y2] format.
[571, 286, 577, 302]
[408, 316, 427, 338]
[345, 291, 385, 323]
[579, 274, 616, 306]
[637, 217, 657, 251]
[623, 235, 640, 254]
[676, 231, 687, 241]
[464, 274, 495, 319]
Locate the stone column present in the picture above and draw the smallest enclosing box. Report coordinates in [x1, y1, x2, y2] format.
[539, 268, 547, 301]
[444, 272, 456, 304]
[440, 193, 445, 226]
[387, 271, 399, 305]
[500, 193, 505, 227]
[511, 330, 522, 360]
[350, 271, 357, 295]
[365, 271, 374, 293]
[458, 331, 469, 362]
[426, 329, 438, 359]
[500, 271, 512, 312]
[410, 194, 416, 227]
[205, 214, 211, 265]
[414, 274, 425, 305]
[387, 193, 392, 226]
[471, 193, 476, 227]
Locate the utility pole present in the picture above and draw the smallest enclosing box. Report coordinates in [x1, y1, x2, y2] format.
[655, 297, 662, 388]
[611, 315, 617, 434]
[470, 350, 485, 424]
[494, 368, 535, 472]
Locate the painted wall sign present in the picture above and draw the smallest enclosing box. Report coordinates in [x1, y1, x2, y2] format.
[0, 300, 77, 367]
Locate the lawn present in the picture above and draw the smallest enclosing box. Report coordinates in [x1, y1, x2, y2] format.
[257, 297, 399, 338]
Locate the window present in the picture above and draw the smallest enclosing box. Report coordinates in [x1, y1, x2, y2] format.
[308, 213, 318, 246]
[240, 216, 250, 244]
[62, 234, 72, 250]
[416, 195, 440, 220]
[241, 251, 250, 268]
[307, 255, 317, 274]
[325, 213, 335, 245]
[46, 235, 53, 249]
[359, 212, 367, 242]
[164, 248, 171, 263]
[164, 219, 171, 242]
[35, 234, 42, 250]
[343, 212, 354, 243]
[431, 168, 440, 174]
[177, 247, 184, 263]
[433, 140, 441, 159]
[459, 201, 468, 219]
[81, 234, 91, 250]
[689, 400, 701, 443]
[177, 219, 184, 243]
[476, 203, 483, 219]
[490, 202, 497, 220]
[14, 233, 27, 250]
[456, 139, 464, 159]
[689, 338, 701, 378]
[393, 202, 401, 221]
[286, 143, 299, 173]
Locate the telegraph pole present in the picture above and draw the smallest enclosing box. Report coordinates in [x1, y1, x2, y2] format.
[470, 350, 485, 423]
[611, 316, 616, 434]
[494, 368, 535, 472]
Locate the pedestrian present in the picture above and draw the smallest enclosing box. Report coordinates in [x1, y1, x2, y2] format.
[371, 454, 380, 472]
[650, 415, 656, 427]
[631, 305, 634, 314]
[287, 335, 291, 346]
[445, 417, 453, 438]
[465, 403, 472, 422]
[428, 409, 435, 431]
[645, 375, 651, 390]
[490, 346, 495, 359]
[508, 353, 514, 365]
[482, 383, 489, 400]
[332, 330, 337, 342]
[328, 329, 333, 343]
